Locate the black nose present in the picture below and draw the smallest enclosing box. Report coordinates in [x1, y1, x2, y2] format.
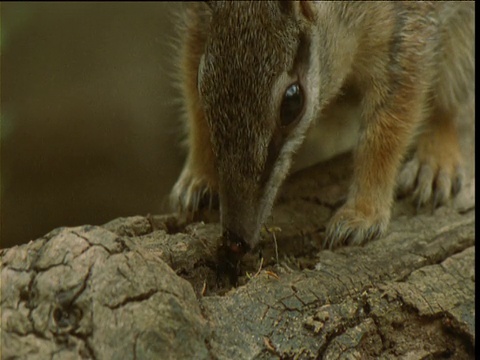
[222, 229, 251, 255]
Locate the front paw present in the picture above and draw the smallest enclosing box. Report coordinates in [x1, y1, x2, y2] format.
[397, 118, 464, 210]
[397, 154, 464, 210]
[170, 167, 216, 214]
[324, 204, 390, 249]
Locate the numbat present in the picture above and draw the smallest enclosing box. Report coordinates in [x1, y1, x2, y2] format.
[170, 2, 474, 258]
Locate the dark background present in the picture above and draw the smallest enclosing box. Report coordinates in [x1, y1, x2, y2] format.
[1, 2, 186, 248]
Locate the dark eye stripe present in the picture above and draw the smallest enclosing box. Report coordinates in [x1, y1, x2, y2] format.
[197, 55, 205, 95]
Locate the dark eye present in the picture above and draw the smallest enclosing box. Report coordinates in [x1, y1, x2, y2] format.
[280, 82, 304, 127]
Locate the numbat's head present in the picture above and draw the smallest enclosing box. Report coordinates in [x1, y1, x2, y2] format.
[198, 2, 323, 254]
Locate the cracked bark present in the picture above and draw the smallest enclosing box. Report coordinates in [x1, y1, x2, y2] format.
[1, 104, 475, 359]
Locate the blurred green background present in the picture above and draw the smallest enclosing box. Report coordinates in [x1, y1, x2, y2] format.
[1, 2, 186, 248]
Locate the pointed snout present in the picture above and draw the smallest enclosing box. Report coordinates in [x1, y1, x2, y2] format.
[219, 181, 264, 256]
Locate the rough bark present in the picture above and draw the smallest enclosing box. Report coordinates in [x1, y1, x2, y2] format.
[1, 104, 475, 359]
